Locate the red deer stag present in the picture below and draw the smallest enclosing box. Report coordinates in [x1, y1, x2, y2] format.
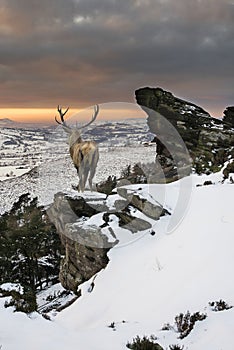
[55, 105, 99, 192]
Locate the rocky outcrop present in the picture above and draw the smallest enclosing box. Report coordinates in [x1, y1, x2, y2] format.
[135, 87, 234, 178]
[48, 189, 169, 293]
[223, 107, 234, 128]
[47, 192, 110, 293]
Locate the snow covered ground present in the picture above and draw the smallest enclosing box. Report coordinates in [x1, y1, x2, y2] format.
[0, 119, 155, 214]
[0, 118, 152, 182]
[0, 172, 233, 350]
[0, 145, 156, 214]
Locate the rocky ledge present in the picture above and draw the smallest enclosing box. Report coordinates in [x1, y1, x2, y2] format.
[135, 87, 234, 180]
[48, 188, 169, 293]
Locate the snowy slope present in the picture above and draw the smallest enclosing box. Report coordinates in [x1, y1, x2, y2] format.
[0, 174, 233, 350]
[0, 145, 155, 214]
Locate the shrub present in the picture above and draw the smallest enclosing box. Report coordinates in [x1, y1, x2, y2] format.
[126, 335, 164, 350]
[209, 300, 233, 312]
[97, 175, 117, 195]
[203, 180, 213, 186]
[119, 163, 147, 184]
[168, 345, 184, 350]
[174, 311, 207, 339]
[3, 286, 37, 313]
[108, 322, 115, 329]
[161, 323, 172, 331]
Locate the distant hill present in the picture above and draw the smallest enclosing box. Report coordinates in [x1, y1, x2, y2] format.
[0, 118, 50, 129]
[0, 118, 17, 126]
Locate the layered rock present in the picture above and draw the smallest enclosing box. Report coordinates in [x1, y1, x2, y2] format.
[135, 87, 234, 178]
[47, 192, 110, 293]
[48, 189, 169, 293]
[117, 187, 170, 219]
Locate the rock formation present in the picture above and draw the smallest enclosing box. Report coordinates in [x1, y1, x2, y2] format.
[223, 106, 234, 128]
[135, 87, 234, 179]
[48, 189, 169, 293]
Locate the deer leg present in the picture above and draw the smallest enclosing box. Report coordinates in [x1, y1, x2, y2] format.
[88, 152, 98, 191]
[77, 167, 84, 192]
[82, 166, 89, 191]
[88, 166, 96, 191]
[74, 165, 81, 191]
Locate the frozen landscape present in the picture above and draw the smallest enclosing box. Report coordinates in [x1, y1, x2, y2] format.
[1, 0, 234, 347]
[0, 115, 233, 350]
[0, 169, 233, 350]
[0, 118, 155, 213]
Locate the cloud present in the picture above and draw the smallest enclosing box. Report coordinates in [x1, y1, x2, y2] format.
[0, 0, 233, 115]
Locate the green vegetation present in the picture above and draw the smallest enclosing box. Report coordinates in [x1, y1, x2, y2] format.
[174, 311, 207, 339]
[126, 335, 163, 350]
[0, 193, 63, 312]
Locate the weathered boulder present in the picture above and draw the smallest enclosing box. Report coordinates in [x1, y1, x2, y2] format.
[135, 87, 234, 177]
[117, 187, 170, 220]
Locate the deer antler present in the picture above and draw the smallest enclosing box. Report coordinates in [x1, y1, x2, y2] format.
[78, 105, 99, 130]
[55, 105, 69, 126]
[55, 105, 72, 133]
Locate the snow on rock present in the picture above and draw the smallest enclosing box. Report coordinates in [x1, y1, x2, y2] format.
[55, 180, 234, 349]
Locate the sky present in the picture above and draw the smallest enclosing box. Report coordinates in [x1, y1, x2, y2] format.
[0, 0, 234, 122]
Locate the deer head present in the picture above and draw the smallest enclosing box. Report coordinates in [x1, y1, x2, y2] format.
[55, 104, 99, 146]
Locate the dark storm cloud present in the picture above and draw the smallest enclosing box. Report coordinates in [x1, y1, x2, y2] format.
[0, 0, 233, 114]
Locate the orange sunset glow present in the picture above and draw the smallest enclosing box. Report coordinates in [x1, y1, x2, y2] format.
[0, 104, 146, 124]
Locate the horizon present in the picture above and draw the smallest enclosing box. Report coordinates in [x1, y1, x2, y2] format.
[0, 103, 149, 124]
[0, 95, 227, 124]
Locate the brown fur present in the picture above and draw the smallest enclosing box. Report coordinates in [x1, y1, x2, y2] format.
[69, 140, 99, 192]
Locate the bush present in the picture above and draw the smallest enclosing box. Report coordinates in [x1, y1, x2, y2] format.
[168, 345, 184, 350]
[96, 175, 117, 195]
[119, 163, 147, 184]
[175, 311, 207, 339]
[203, 180, 213, 186]
[161, 323, 172, 331]
[108, 322, 115, 330]
[126, 335, 164, 350]
[3, 286, 37, 313]
[209, 299, 233, 312]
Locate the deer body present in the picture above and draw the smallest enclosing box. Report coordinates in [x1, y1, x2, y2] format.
[69, 138, 99, 192]
[55, 105, 99, 192]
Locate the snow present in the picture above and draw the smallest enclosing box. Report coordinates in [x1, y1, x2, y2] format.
[0, 145, 155, 215]
[36, 283, 76, 316]
[0, 283, 24, 294]
[0, 175, 233, 349]
[0, 120, 233, 349]
[0, 165, 31, 181]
